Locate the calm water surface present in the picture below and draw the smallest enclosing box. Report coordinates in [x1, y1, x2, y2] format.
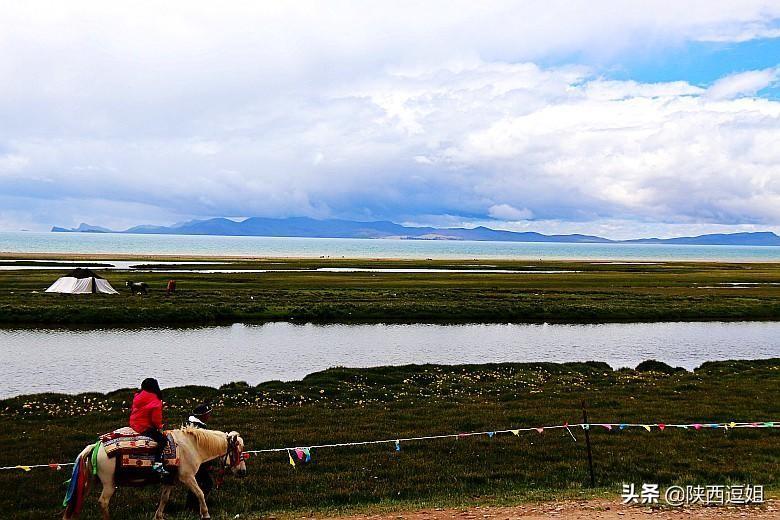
[2, 321, 778, 397]
[3, 231, 780, 261]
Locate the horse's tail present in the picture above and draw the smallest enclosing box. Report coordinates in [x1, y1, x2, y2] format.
[62, 443, 97, 519]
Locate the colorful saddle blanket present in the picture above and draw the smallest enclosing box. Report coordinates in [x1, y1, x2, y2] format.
[99, 427, 180, 468]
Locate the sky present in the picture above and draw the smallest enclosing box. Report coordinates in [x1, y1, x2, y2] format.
[1, 1, 780, 239]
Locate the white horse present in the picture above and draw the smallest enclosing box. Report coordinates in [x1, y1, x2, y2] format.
[63, 427, 247, 520]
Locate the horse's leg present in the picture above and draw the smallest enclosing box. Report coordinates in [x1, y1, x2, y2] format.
[97, 482, 115, 520]
[96, 446, 116, 520]
[154, 485, 174, 520]
[181, 476, 210, 519]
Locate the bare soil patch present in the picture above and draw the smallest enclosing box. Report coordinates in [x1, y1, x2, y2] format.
[320, 499, 778, 519]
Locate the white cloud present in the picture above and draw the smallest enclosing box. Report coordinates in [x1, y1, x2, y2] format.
[488, 204, 534, 221]
[1, 2, 780, 233]
[706, 68, 779, 100]
[4, 60, 780, 233]
[0, 154, 30, 174]
[695, 23, 780, 42]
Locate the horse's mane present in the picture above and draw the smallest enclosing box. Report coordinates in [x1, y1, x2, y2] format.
[179, 426, 227, 454]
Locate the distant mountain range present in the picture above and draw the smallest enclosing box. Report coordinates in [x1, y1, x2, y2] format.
[51, 217, 780, 246]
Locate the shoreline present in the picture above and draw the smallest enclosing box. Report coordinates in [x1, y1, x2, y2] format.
[1, 357, 777, 402]
[4, 251, 780, 263]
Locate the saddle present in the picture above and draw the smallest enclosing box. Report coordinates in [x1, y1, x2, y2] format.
[99, 427, 179, 486]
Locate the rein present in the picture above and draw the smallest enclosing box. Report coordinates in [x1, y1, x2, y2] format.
[215, 433, 247, 488]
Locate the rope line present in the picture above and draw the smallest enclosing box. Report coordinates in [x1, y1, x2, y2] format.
[244, 421, 776, 454]
[1, 420, 775, 472]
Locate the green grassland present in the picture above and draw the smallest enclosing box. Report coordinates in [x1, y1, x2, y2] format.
[2, 256, 780, 325]
[0, 360, 777, 519]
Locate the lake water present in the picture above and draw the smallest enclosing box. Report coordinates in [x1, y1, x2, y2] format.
[2, 321, 778, 398]
[3, 231, 780, 261]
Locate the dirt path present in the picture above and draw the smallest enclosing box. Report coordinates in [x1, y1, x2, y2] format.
[320, 499, 778, 519]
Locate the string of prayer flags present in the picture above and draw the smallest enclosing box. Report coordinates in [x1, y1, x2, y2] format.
[5, 420, 780, 474]
[287, 447, 312, 467]
[300, 448, 311, 462]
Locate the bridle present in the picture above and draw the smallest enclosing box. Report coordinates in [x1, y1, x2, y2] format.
[214, 433, 249, 489]
[220, 433, 248, 470]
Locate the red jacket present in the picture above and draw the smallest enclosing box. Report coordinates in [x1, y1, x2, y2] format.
[129, 390, 163, 432]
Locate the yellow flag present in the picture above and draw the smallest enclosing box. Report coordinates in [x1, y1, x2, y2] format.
[17, 466, 32, 472]
[642, 425, 651, 432]
[288, 453, 296, 467]
[510, 429, 520, 436]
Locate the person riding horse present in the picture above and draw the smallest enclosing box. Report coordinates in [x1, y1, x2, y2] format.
[129, 378, 169, 476]
[186, 403, 214, 511]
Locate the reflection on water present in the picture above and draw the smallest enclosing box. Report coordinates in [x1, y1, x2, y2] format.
[1, 321, 778, 397]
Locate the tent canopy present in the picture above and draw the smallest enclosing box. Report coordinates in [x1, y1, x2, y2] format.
[45, 269, 117, 294]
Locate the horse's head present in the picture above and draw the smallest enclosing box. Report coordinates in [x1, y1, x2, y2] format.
[226, 431, 247, 477]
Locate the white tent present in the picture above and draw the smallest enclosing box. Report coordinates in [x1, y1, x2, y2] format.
[45, 268, 118, 294]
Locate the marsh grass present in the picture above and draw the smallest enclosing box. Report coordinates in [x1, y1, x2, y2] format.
[0, 360, 777, 519]
[1, 258, 780, 325]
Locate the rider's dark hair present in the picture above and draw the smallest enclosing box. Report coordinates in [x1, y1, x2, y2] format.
[141, 378, 163, 400]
